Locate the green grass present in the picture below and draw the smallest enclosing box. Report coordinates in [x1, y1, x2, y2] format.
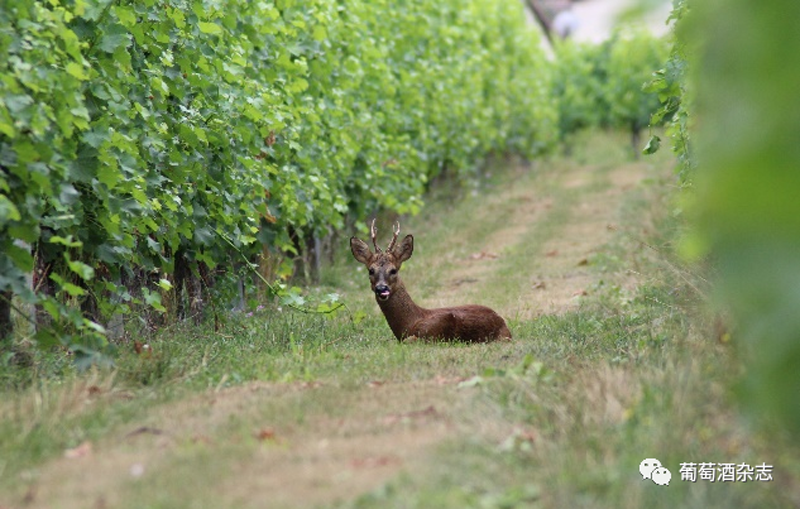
[0, 130, 797, 508]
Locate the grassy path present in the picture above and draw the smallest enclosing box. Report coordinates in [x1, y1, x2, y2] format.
[2, 131, 796, 509]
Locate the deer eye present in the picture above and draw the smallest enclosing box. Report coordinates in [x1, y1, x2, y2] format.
[389, 268, 397, 275]
[368, 268, 375, 275]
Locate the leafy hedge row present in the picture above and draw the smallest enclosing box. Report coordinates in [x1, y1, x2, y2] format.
[680, 0, 800, 439]
[551, 28, 669, 150]
[644, 0, 691, 180]
[645, 0, 800, 441]
[0, 0, 556, 355]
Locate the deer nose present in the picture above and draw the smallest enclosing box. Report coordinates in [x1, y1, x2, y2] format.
[374, 284, 391, 300]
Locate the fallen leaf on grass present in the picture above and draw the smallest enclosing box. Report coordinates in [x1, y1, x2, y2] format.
[126, 426, 165, 438]
[532, 281, 546, 290]
[298, 381, 324, 390]
[433, 375, 467, 385]
[470, 251, 499, 260]
[577, 258, 589, 266]
[571, 289, 588, 297]
[22, 486, 37, 505]
[499, 428, 537, 453]
[255, 428, 278, 442]
[367, 380, 385, 388]
[115, 391, 135, 401]
[351, 456, 401, 469]
[457, 376, 485, 389]
[64, 441, 92, 459]
[545, 249, 559, 257]
[133, 341, 152, 356]
[382, 405, 438, 426]
[191, 434, 213, 445]
[715, 316, 731, 344]
[130, 463, 146, 478]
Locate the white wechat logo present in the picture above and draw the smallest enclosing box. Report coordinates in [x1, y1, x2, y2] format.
[639, 458, 671, 486]
[639, 458, 661, 480]
[652, 466, 672, 486]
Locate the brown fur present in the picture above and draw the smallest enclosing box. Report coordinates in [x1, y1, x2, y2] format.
[350, 231, 512, 342]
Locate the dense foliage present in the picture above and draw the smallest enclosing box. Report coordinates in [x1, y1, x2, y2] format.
[642, 0, 692, 180]
[646, 0, 800, 439]
[551, 28, 669, 152]
[0, 0, 556, 359]
[686, 0, 800, 438]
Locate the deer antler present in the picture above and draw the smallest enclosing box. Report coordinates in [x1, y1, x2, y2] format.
[370, 218, 381, 253]
[387, 221, 401, 252]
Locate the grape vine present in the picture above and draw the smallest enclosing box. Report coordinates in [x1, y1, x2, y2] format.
[1, 0, 556, 360]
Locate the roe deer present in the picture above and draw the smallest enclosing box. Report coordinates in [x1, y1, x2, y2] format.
[350, 220, 512, 342]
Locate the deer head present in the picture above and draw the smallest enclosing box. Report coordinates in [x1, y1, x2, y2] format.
[350, 219, 414, 301]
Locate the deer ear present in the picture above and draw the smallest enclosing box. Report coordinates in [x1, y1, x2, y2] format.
[392, 234, 414, 264]
[350, 237, 373, 265]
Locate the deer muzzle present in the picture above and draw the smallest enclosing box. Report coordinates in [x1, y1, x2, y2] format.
[374, 284, 391, 301]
